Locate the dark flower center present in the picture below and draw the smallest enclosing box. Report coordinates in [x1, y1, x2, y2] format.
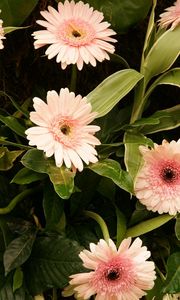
[106, 269, 120, 281]
[162, 167, 176, 183]
[72, 30, 81, 38]
[60, 124, 70, 135]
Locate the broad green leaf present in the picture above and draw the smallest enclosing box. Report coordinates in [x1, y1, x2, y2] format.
[163, 253, 180, 294]
[0, 0, 38, 26]
[13, 268, 23, 293]
[43, 184, 64, 230]
[144, 68, 180, 102]
[0, 115, 26, 137]
[125, 214, 174, 237]
[124, 131, 153, 181]
[141, 105, 180, 134]
[143, 26, 180, 84]
[25, 235, 84, 294]
[175, 215, 180, 241]
[88, 158, 133, 193]
[87, 69, 143, 118]
[86, 0, 151, 32]
[3, 230, 36, 275]
[146, 277, 164, 300]
[11, 167, 46, 185]
[0, 147, 24, 171]
[21, 149, 75, 199]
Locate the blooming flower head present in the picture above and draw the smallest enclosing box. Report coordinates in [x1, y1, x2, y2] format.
[0, 11, 5, 49]
[32, 0, 117, 70]
[62, 237, 156, 300]
[134, 139, 180, 215]
[25, 88, 101, 172]
[158, 0, 180, 30]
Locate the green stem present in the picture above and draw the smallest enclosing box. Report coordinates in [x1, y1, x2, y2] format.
[84, 210, 110, 242]
[70, 64, 77, 92]
[52, 288, 58, 300]
[0, 187, 40, 215]
[155, 264, 166, 282]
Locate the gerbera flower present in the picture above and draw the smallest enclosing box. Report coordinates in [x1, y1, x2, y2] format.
[134, 139, 180, 215]
[62, 237, 156, 300]
[25, 88, 101, 172]
[0, 12, 5, 49]
[158, 0, 180, 30]
[32, 0, 117, 70]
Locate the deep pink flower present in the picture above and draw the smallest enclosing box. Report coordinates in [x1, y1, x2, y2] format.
[32, 0, 117, 70]
[62, 238, 156, 300]
[25, 88, 101, 172]
[158, 0, 180, 30]
[134, 139, 180, 215]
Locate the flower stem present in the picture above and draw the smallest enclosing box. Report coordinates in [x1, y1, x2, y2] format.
[70, 64, 77, 92]
[155, 264, 166, 282]
[0, 187, 40, 215]
[84, 210, 110, 242]
[52, 288, 58, 300]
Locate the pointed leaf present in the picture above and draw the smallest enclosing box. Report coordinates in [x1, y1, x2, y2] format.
[88, 159, 133, 193]
[87, 69, 143, 118]
[0, 147, 24, 171]
[124, 131, 153, 180]
[143, 26, 180, 84]
[125, 214, 174, 237]
[175, 215, 180, 241]
[21, 149, 75, 199]
[163, 252, 180, 294]
[0, 115, 26, 137]
[3, 231, 36, 275]
[0, 0, 38, 26]
[11, 167, 46, 184]
[25, 235, 84, 294]
[13, 268, 23, 293]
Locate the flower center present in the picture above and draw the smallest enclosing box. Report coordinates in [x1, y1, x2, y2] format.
[72, 29, 81, 38]
[60, 124, 71, 135]
[106, 268, 120, 281]
[161, 164, 178, 184]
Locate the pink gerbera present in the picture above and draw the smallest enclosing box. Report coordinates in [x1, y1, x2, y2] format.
[0, 12, 5, 49]
[62, 238, 156, 300]
[158, 0, 180, 30]
[32, 0, 117, 70]
[134, 139, 180, 215]
[25, 88, 101, 172]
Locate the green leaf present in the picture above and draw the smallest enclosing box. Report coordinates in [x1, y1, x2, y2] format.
[144, 68, 180, 102]
[115, 207, 126, 246]
[43, 184, 64, 230]
[163, 252, 180, 294]
[88, 158, 133, 193]
[124, 131, 153, 180]
[11, 167, 46, 185]
[175, 215, 180, 241]
[13, 268, 23, 293]
[87, 69, 143, 118]
[0, 147, 24, 171]
[4, 26, 29, 34]
[0, 277, 33, 300]
[125, 214, 174, 237]
[0, 0, 38, 26]
[3, 231, 36, 275]
[25, 235, 84, 294]
[0, 115, 26, 137]
[143, 26, 180, 84]
[141, 105, 180, 134]
[86, 0, 151, 33]
[21, 149, 75, 199]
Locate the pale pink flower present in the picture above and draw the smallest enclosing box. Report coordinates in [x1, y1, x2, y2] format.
[32, 0, 117, 70]
[62, 237, 156, 300]
[158, 0, 180, 30]
[134, 139, 180, 215]
[0, 13, 5, 49]
[25, 88, 101, 172]
[163, 293, 180, 300]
